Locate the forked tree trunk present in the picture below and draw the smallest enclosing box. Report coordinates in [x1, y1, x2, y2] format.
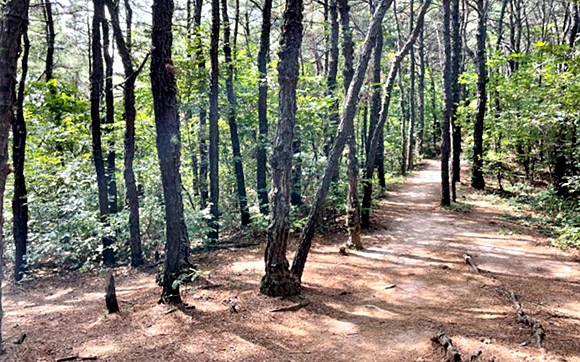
[221, 0, 250, 226]
[151, 0, 190, 304]
[0, 0, 30, 350]
[208, 0, 220, 242]
[90, 0, 115, 266]
[260, 0, 304, 298]
[291, 0, 395, 281]
[361, 0, 432, 226]
[256, 0, 273, 215]
[105, 0, 144, 267]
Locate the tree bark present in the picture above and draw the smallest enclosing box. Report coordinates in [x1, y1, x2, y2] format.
[471, 0, 487, 190]
[450, 0, 462, 202]
[338, 0, 354, 93]
[208, 0, 220, 242]
[12, 27, 29, 282]
[256, 0, 273, 215]
[260, 0, 305, 297]
[441, 0, 452, 206]
[407, 0, 416, 171]
[291, 0, 396, 281]
[362, 0, 432, 226]
[43, 0, 55, 81]
[221, 0, 250, 226]
[340, 0, 361, 249]
[0, 0, 29, 350]
[105, 0, 144, 267]
[151, 0, 190, 304]
[91, 0, 115, 266]
[102, 20, 118, 215]
[416, 0, 425, 156]
[367, 2, 384, 182]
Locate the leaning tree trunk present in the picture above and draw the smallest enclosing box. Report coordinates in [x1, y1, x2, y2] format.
[221, 0, 250, 226]
[291, 0, 396, 281]
[471, 0, 487, 190]
[105, 0, 144, 267]
[207, 0, 220, 242]
[361, 0, 432, 226]
[43, 0, 55, 81]
[90, 0, 115, 266]
[0, 0, 29, 350]
[256, 0, 273, 215]
[12, 27, 29, 282]
[441, 0, 452, 206]
[260, 0, 305, 298]
[151, 0, 190, 304]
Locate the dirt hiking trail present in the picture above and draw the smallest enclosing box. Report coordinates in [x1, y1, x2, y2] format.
[3, 160, 580, 362]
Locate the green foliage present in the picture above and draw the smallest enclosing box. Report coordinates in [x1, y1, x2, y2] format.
[446, 202, 474, 213]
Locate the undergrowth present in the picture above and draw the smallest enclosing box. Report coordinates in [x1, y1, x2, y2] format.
[482, 185, 580, 249]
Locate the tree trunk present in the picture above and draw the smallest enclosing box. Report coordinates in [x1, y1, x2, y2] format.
[221, 0, 250, 226]
[105, 0, 144, 267]
[208, 0, 220, 242]
[338, 0, 354, 93]
[0, 0, 29, 350]
[367, 2, 385, 186]
[450, 0, 462, 202]
[362, 0, 431, 226]
[102, 20, 118, 215]
[260, 0, 305, 297]
[256, 0, 273, 215]
[290, 138, 303, 206]
[340, 0, 361, 249]
[151, 0, 190, 304]
[291, 0, 395, 281]
[416, 1, 425, 156]
[44, 0, 55, 81]
[12, 27, 29, 282]
[441, 0, 452, 206]
[91, 0, 115, 266]
[471, 0, 487, 190]
[398, 65, 408, 176]
[407, 0, 416, 171]
[194, 0, 208, 210]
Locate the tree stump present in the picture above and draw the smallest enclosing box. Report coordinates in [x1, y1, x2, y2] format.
[105, 272, 120, 314]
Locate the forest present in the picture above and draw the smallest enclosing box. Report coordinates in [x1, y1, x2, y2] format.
[0, 0, 579, 359]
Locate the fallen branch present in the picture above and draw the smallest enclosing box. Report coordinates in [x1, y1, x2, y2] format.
[431, 331, 462, 362]
[365, 304, 398, 315]
[463, 253, 480, 274]
[56, 356, 97, 362]
[509, 291, 545, 349]
[268, 300, 310, 313]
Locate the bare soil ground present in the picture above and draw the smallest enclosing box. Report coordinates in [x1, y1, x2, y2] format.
[2, 160, 580, 362]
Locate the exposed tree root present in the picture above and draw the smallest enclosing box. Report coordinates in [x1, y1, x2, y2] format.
[431, 331, 463, 362]
[463, 253, 480, 274]
[509, 291, 546, 349]
[268, 300, 310, 313]
[431, 332, 483, 362]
